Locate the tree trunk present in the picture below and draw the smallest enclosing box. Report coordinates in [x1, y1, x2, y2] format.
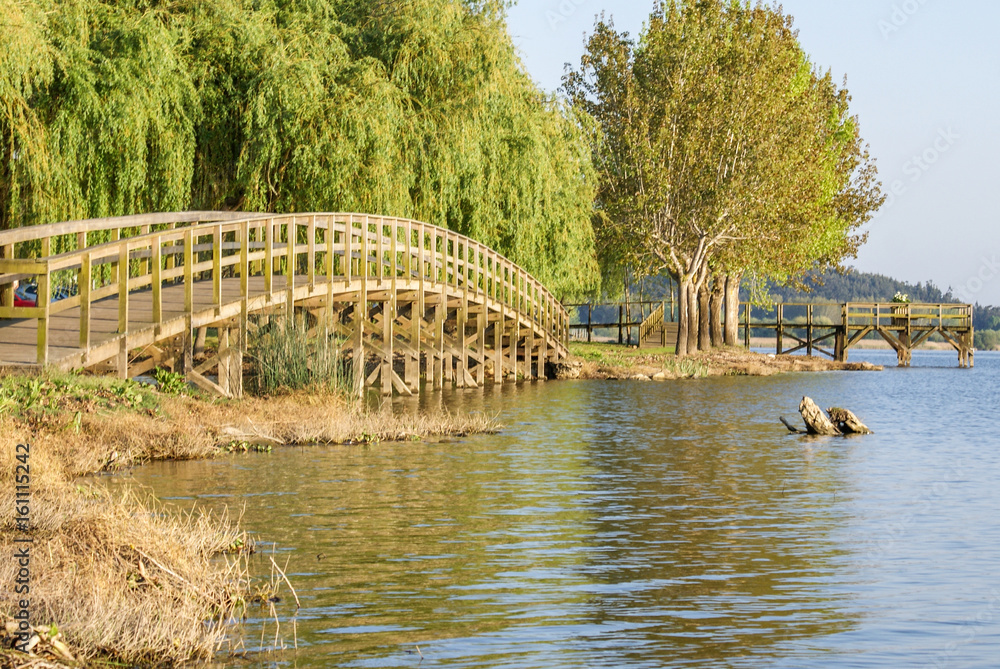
[686, 280, 700, 353]
[709, 278, 724, 347]
[724, 273, 742, 347]
[676, 276, 691, 357]
[698, 283, 711, 351]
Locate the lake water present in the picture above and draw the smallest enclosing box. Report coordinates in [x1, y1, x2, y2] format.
[117, 350, 1000, 668]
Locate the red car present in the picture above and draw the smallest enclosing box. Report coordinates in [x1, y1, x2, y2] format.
[13, 283, 37, 307]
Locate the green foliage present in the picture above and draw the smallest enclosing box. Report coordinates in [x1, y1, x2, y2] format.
[152, 367, 188, 395]
[0, 372, 158, 419]
[975, 330, 1000, 351]
[247, 315, 349, 395]
[1, 0, 599, 298]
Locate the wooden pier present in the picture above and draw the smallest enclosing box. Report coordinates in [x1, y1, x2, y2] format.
[0, 212, 570, 396]
[566, 300, 974, 367]
[741, 302, 975, 368]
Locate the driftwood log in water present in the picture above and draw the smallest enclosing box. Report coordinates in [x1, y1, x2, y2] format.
[827, 407, 874, 435]
[798, 397, 842, 436]
[781, 397, 873, 436]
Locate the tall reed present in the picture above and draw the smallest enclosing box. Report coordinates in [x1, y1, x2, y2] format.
[246, 314, 350, 396]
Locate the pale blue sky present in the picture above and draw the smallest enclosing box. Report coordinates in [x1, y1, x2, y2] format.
[506, 0, 1000, 305]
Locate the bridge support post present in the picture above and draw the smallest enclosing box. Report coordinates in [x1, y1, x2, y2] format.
[526, 320, 535, 381]
[405, 300, 420, 392]
[836, 304, 849, 362]
[510, 319, 519, 381]
[218, 326, 243, 399]
[538, 300, 549, 381]
[475, 309, 486, 386]
[116, 337, 128, 380]
[494, 308, 504, 384]
[433, 292, 445, 389]
[352, 295, 366, 398]
[457, 291, 468, 388]
[182, 320, 193, 377]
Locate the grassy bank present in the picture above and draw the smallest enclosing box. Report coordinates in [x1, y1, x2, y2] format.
[0, 373, 499, 667]
[568, 342, 882, 379]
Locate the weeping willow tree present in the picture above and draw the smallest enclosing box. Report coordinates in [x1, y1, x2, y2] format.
[1, 0, 197, 242]
[0, 0, 599, 298]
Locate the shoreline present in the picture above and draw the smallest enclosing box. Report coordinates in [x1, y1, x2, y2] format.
[566, 343, 882, 380]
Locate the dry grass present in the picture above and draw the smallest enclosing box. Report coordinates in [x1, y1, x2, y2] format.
[0, 430, 257, 667]
[175, 392, 502, 447]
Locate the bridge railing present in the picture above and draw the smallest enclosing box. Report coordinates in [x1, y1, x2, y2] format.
[0, 212, 569, 366]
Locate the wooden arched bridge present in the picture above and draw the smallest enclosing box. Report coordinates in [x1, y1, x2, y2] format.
[0, 212, 569, 397]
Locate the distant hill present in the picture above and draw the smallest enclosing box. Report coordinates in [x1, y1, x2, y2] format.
[753, 269, 952, 304]
[756, 269, 1000, 332]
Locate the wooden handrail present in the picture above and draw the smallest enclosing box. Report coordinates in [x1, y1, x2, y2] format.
[638, 302, 665, 344]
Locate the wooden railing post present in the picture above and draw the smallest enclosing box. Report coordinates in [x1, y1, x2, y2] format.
[776, 303, 783, 355]
[0, 244, 12, 308]
[184, 229, 194, 314]
[213, 225, 222, 314]
[807, 304, 814, 357]
[744, 303, 751, 350]
[79, 252, 91, 350]
[36, 267, 50, 365]
[240, 221, 250, 301]
[139, 224, 150, 277]
[118, 243, 129, 335]
[152, 234, 163, 328]
[307, 215, 316, 289]
[264, 219, 274, 296]
[286, 217, 295, 319]
[110, 228, 121, 285]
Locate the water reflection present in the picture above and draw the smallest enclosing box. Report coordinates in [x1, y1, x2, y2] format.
[116, 353, 1000, 668]
[575, 381, 856, 666]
